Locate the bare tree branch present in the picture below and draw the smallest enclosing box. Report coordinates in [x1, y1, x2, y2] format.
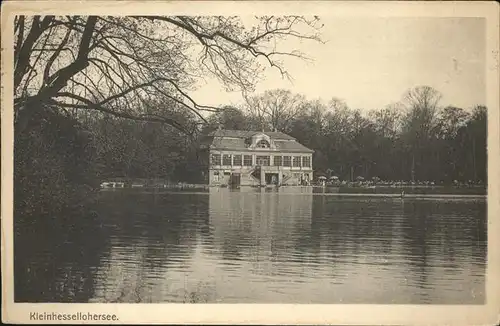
[14, 15, 323, 134]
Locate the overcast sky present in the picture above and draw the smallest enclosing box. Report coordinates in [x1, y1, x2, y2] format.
[191, 17, 486, 112]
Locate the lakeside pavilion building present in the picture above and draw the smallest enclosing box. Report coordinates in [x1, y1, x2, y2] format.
[201, 129, 314, 186]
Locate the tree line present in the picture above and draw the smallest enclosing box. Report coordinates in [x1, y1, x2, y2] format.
[204, 86, 487, 184]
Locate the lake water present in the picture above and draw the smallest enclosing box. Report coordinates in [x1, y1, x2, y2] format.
[14, 187, 487, 304]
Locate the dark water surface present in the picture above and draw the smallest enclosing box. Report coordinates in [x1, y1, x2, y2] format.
[15, 188, 487, 304]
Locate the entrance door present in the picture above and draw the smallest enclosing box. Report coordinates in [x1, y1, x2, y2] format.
[265, 173, 279, 185]
[230, 173, 241, 187]
[304, 173, 310, 185]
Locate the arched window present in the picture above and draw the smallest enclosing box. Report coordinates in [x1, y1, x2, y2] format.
[257, 139, 270, 148]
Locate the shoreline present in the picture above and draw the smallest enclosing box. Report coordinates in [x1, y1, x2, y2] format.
[101, 183, 486, 189]
[99, 184, 487, 198]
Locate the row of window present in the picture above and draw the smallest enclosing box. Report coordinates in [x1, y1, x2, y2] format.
[211, 154, 311, 167]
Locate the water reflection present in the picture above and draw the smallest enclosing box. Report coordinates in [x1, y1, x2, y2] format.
[209, 187, 312, 261]
[14, 210, 109, 302]
[89, 192, 210, 303]
[14, 189, 486, 304]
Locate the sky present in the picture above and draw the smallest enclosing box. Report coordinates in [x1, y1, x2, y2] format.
[191, 17, 486, 112]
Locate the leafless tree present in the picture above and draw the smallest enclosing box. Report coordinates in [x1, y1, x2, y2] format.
[323, 97, 351, 135]
[436, 106, 471, 138]
[369, 102, 404, 139]
[244, 88, 307, 132]
[14, 15, 323, 134]
[402, 85, 442, 138]
[400, 85, 442, 181]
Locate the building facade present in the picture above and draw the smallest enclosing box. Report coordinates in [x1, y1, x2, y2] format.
[201, 129, 314, 186]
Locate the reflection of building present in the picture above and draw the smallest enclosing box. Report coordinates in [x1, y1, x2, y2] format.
[208, 187, 313, 266]
[201, 129, 314, 186]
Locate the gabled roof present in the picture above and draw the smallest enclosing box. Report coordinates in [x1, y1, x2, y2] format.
[208, 129, 296, 141]
[274, 140, 314, 153]
[205, 129, 314, 153]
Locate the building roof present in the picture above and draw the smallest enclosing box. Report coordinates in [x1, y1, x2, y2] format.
[274, 140, 314, 153]
[205, 129, 314, 153]
[208, 129, 296, 141]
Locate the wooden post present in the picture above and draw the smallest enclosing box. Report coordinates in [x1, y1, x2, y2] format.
[472, 136, 477, 181]
[411, 153, 415, 182]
